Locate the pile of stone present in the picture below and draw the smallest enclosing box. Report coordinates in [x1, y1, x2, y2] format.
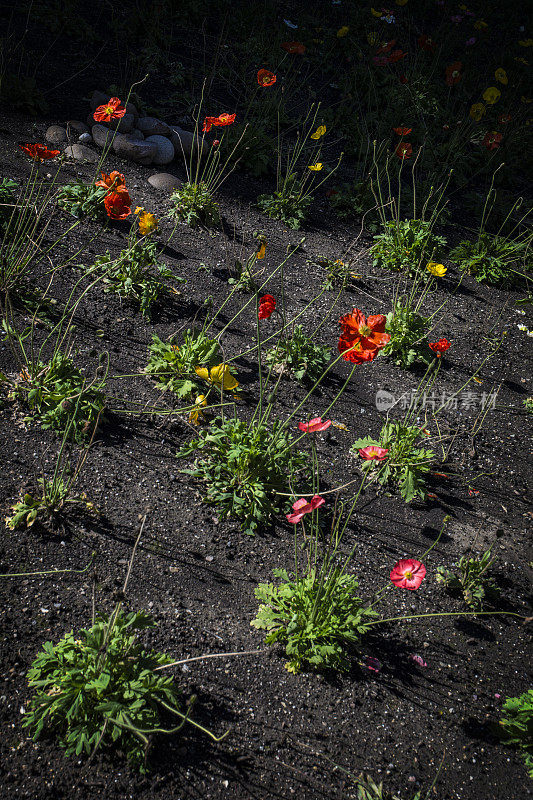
[45, 91, 200, 168]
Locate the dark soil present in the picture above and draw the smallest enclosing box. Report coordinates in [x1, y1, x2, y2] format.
[0, 2, 532, 798]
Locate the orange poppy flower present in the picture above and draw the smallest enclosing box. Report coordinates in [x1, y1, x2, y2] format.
[395, 142, 413, 159]
[104, 190, 131, 220]
[428, 338, 451, 356]
[338, 308, 390, 363]
[393, 126, 412, 135]
[93, 97, 126, 123]
[202, 112, 236, 133]
[257, 69, 277, 87]
[445, 61, 462, 86]
[94, 170, 126, 192]
[19, 143, 60, 161]
[482, 131, 503, 151]
[281, 41, 306, 55]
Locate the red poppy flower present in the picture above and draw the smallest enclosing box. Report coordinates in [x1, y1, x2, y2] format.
[94, 170, 126, 192]
[281, 41, 306, 55]
[376, 39, 397, 55]
[19, 143, 60, 161]
[395, 142, 413, 159]
[498, 114, 512, 125]
[338, 308, 390, 364]
[393, 126, 412, 136]
[418, 34, 436, 53]
[428, 338, 451, 356]
[445, 61, 462, 86]
[202, 112, 237, 133]
[258, 294, 276, 319]
[93, 97, 126, 123]
[373, 56, 390, 66]
[482, 131, 503, 150]
[390, 559, 426, 590]
[104, 190, 131, 220]
[388, 49, 407, 63]
[358, 445, 389, 461]
[298, 417, 332, 433]
[257, 69, 277, 87]
[286, 495, 325, 524]
[399, 74, 408, 84]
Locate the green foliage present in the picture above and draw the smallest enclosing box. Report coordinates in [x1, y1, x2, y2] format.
[222, 123, 275, 178]
[309, 256, 352, 291]
[0, 178, 19, 231]
[329, 180, 379, 232]
[146, 330, 220, 400]
[266, 325, 331, 383]
[178, 418, 309, 534]
[383, 302, 432, 369]
[56, 181, 107, 220]
[251, 568, 378, 673]
[436, 548, 499, 609]
[23, 610, 188, 772]
[523, 397, 533, 414]
[498, 690, 533, 777]
[372, 219, 447, 276]
[449, 233, 531, 286]
[14, 352, 106, 441]
[0, 74, 48, 115]
[5, 477, 93, 531]
[353, 421, 434, 503]
[169, 182, 220, 228]
[91, 240, 183, 318]
[257, 188, 312, 229]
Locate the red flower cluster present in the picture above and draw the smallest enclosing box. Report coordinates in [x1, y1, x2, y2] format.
[258, 294, 276, 319]
[93, 97, 126, 123]
[281, 41, 306, 54]
[428, 338, 451, 357]
[95, 170, 131, 220]
[338, 308, 390, 364]
[202, 113, 236, 133]
[19, 143, 60, 161]
[257, 69, 276, 87]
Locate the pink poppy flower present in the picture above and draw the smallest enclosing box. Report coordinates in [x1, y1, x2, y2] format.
[298, 417, 332, 433]
[362, 656, 382, 673]
[390, 559, 426, 590]
[409, 654, 427, 667]
[286, 495, 325, 524]
[358, 445, 389, 461]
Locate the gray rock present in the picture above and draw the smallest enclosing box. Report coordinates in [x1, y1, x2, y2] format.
[64, 144, 99, 163]
[144, 135, 174, 165]
[106, 113, 135, 134]
[66, 120, 89, 136]
[45, 125, 67, 144]
[78, 132, 93, 144]
[169, 126, 203, 159]
[112, 135, 157, 165]
[91, 124, 115, 149]
[137, 116, 171, 137]
[147, 172, 182, 192]
[129, 129, 144, 140]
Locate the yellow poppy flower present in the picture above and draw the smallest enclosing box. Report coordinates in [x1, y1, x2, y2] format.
[310, 125, 326, 139]
[521, 96, 532, 104]
[482, 86, 501, 104]
[427, 262, 447, 278]
[308, 162, 323, 171]
[371, 7, 383, 16]
[395, 0, 408, 5]
[337, 26, 349, 38]
[256, 241, 266, 260]
[469, 102, 486, 121]
[518, 39, 533, 47]
[515, 57, 530, 65]
[195, 364, 239, 391]
[134, 206, 144, 214]
[188, 395, 207, 425]
[138, 211, 158, 235]
[474, 19, 488, 30]
[367, 32, 379, 46]
[495, 68, 508, 85]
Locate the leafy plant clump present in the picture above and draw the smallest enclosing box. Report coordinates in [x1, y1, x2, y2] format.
[251, 568, 378, 673]
[23, 611, 191, 772]
[382, 302, 432, 368]
[265, 325, 331, 383]
[372, 219, 447, 276]
[178, 418, 309, 534]
[56, 181, 108, 219]
[449, 233, 531, 286]
[257, 185, 312, 229]
[13, 352, 106, 441]
[436, 548, 499, 608]
[91, 240, 184, 318]
[0, 178, 19, 231]
[146, 330, 220, 399]
[353, 420, 434, 503]
[498, 690, 533, 777]
[5, 477, 93, 531]
[169, 181, 220, 228]
[329, 179, 380, 232]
